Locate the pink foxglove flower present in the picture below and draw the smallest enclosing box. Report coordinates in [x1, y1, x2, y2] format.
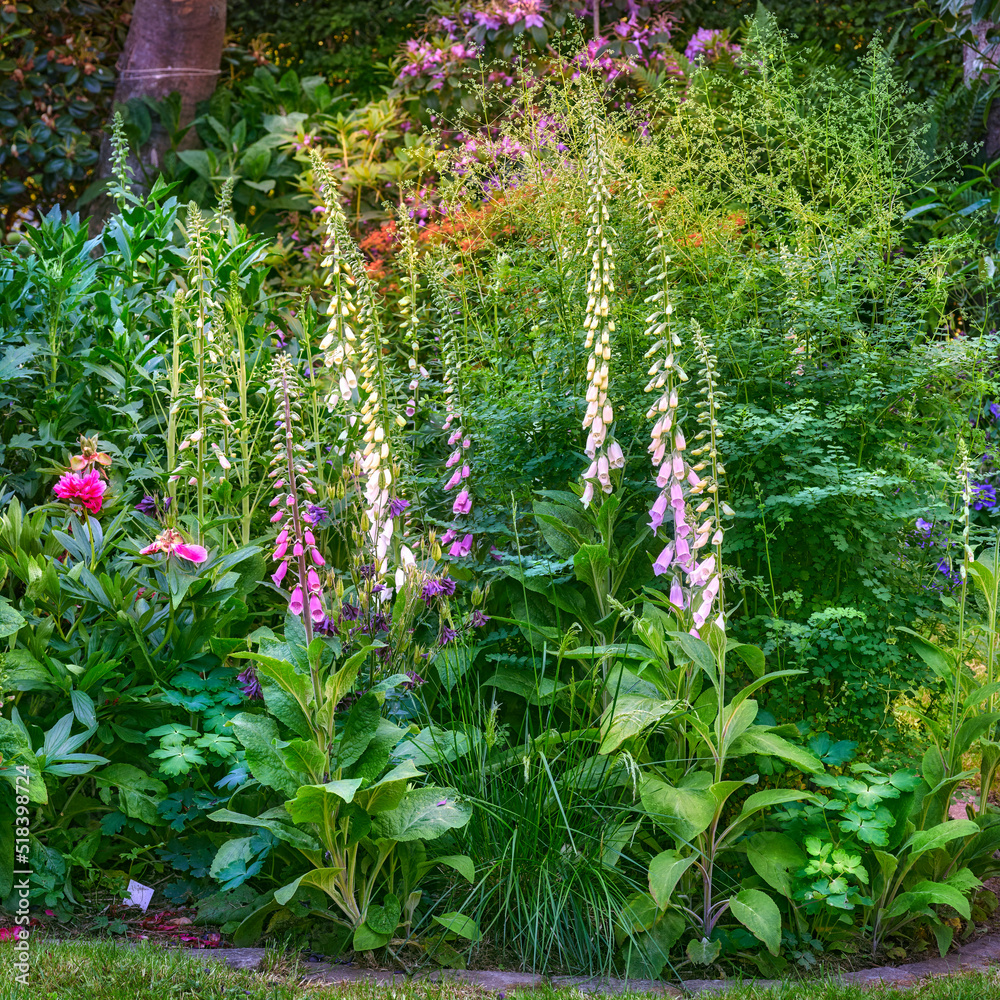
[140, 528, 208, 563]
[449, 533, 473, 558]
[452, 490, 472, 515]
[53, 470, 107, 514]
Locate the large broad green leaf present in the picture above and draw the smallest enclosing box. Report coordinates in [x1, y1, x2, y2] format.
[432, 912, 481, 941]
[353, 760, 424, 815]
[730, 888, 782, 955]
[349, 719, 405, 784]
[686, 936, 722, 965]
[736, 788, 820, 824]
[0, 718, 46, 803]
[745, 833, 805, 898]
[393, 725, 478, 766]
[728, 727, 823, 773]
[671, 632, 718, 681]
[904, 820, 980, 858]
[370, 787, 471, 842]
[280, 738, 326, 782]
[897, 628, 954, 681]
[648, 850, 695, 908]
[366, 893, 401, 935]
[573, 543, 612, 594]
[207, 808, 320, 851]
[232, 898, 282, 947]
[718, 699, 759, 755]
[622, 912, 686, 979]
[337, 692, 381, 770]
[284, 780, 363, 825]
[434, 854, 476, 883]
[640, 775, 716, 842]
[353, 923, 391, 952]
[0, 599, 25, 639]
[599, 695, 681, 754]
[887, 880, 972, 921]
[229, 713, 300, 797]
[94, 764, 167, 826]
[258, 672, 311, 739]
[274, 867, 344, 906]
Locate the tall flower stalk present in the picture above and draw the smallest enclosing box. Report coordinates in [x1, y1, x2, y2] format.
[268, 355, 326, 645]
[642, 192, 731, 640]
[430, 258, 475, 558]
[579, 111, 623, 507]
[311, 150, 401, 594]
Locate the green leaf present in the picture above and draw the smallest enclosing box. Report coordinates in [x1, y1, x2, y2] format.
[0, 599, 25, 639]
[686, 936, 721, 965]
[598, 695, 681, 754]
[746, 833, 805, 898]
[207, 809, 320, 851]
[150, 743, 206, 776]
[337, 692, 381, 769]
[353, 923, 391, 952]
[897, 628, 954, 681]
[285, 780, 363, 825]
[648, 850, 694, 908]
[229, 713, 299, 797]
[640, 775, 716, 842]
[737, 788, 821, 824]
[370, 787, 472, 842]
[353, 760, 424, 815]
[434, 854, 476, 883]
[366, 893, 401, 935]
[730, 888, 782, 955]
[274, 867, 344, 906]
[432, 912, 481, 941]
[349, 719, 405, 783]
[904, 820, 980, 859]
[728, 727, 823, 773]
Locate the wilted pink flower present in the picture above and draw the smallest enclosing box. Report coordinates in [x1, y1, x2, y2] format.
[140, 528, 207, 564]
[53, 470, 107, 514]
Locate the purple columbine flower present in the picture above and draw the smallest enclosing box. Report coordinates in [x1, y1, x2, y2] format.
[389, 497, 410, 518]
[340, 602, 361, 621]
[135, 495, 158, 517]
[237, 666, 262, 700]
[467, 610, 490, 628]
[422, 579, 446, 604]
[439, 626, 460, 645]
[307, 503, 330, 526]
[314, 615, 339, 636]
[403, 671, 425, 691]
[135, 495, 170, 519]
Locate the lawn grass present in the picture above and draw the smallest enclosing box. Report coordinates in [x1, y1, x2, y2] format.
[2, 941, 1000, 1000]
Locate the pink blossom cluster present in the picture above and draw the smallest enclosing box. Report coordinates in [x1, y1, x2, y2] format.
[397, 37, 481, 88]
[684, 26, 741, 64]
[646, 392, 722, 634]
[268, 365, 327, 628]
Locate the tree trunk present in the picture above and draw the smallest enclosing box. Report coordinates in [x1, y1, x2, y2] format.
[89, 0, 226, 230]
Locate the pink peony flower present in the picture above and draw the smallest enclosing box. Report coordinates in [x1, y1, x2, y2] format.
[140, 528, 208, 563]
[53, 470, 107, 514]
